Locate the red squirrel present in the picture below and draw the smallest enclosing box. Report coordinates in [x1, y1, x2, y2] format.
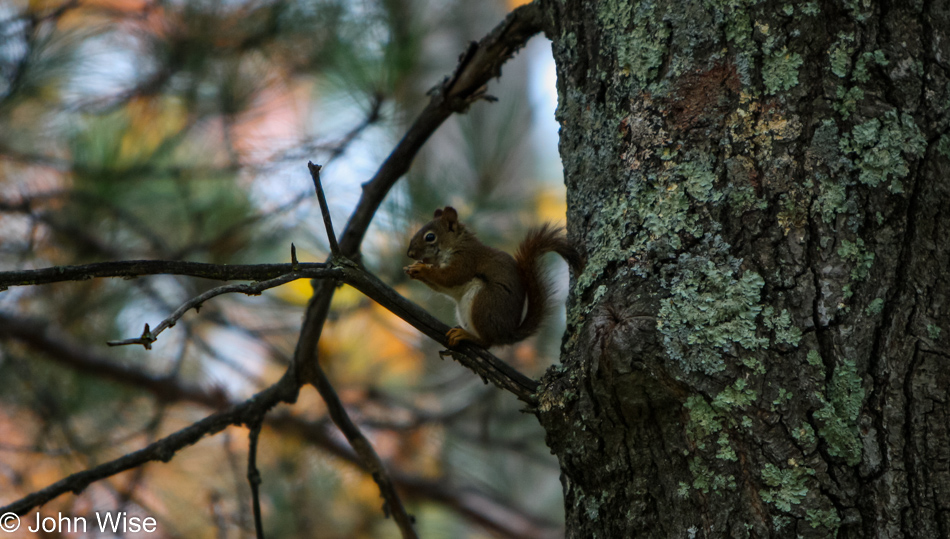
[404, 206, 583, 347]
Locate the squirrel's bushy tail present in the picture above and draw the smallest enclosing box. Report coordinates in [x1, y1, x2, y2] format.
[512, 224, 585, 342]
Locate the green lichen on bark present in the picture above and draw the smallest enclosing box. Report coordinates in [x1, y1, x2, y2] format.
[791, 421, 817, 447]
[599, 0, 670, 84]
[840, 110, 926, 193]
[685, 394, 724, 447]
[806, 507, 842, 531]
[937, 134, 950, 158]
[638, 179, 697, 251]
[684, 378, 757, 448]
[679, 378, 756, 494]
[574, 194, 635, 293]
[762, 307, 803, 346]
[677, 156, 724, 204]
[826, 49, 887, 117]
[762, 47, 803, 94]
[715, 377, 757, 408]
[681, 379, 757, 491]
[865, 297, 884, 315]
[759, 458, 841, 531]
[543, 0, 949, 536]
[799, 2, 819, 16]
[829, 33, 855, 77]
[704, 0, 756, 54]
[759, 462, 812, 512]
[686, 457, 737, 494]
[837, 238, 874, 282]
[851, 50, 888, 83]
[658, 253, 767, 374]
[810, 119, 846, 167]
[812, 358, 865, 465]
[716, 432, 738, 461]
[834, 86, 864, 118]
[814, 177, 849, 224]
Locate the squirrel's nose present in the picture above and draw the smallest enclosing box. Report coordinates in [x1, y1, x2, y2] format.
[407, 247, 416, 259]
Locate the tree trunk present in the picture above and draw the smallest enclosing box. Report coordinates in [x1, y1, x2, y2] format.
[537, 0, 950, 536]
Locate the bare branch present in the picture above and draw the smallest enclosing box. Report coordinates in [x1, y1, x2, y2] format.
[247, 417, 266, 539]
[441, 2, 546, 107]
[0, 260, 326, 289]
[0, 372, 299, 517]
[262, 95, 383, 171]
[106, 273, 304, 349]
[271, 415, 563, 539]
[308, 162, 340, 256]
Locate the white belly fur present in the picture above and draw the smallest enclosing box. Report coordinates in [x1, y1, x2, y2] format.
[443, 279, 482, 339]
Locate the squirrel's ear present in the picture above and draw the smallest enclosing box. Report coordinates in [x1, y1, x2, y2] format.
[441, 207, 458, 231]
[433, 208, 443, 218]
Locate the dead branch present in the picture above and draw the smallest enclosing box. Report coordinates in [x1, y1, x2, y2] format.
[0, 372, 299, 517]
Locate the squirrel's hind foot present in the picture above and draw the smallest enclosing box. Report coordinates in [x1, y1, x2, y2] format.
[446, 327, 484, 347]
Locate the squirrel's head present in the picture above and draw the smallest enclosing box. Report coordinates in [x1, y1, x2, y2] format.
[407, 206, 462, 265]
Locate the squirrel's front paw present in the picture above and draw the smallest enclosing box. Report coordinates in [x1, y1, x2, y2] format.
[404, 262, 430, 278]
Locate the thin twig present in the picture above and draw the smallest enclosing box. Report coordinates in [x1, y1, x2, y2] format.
[168, 97, 385, 261]
[247, 416, 266, 539]
[0, 191, 171, 253]
[263, 95, 383, 169]
[308, 162, 340, 256]
[106, 273, 306, 349]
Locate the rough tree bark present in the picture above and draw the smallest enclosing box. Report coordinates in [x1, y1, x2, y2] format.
[536, 0, 950, 537]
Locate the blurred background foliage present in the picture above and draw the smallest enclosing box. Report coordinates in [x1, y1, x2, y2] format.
[0, 0, 569, 537]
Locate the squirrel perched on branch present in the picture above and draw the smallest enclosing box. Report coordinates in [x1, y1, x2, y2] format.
[404, 206, 584, 347]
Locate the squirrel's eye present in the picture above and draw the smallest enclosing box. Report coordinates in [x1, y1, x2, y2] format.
[424, 232, 436, 242]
